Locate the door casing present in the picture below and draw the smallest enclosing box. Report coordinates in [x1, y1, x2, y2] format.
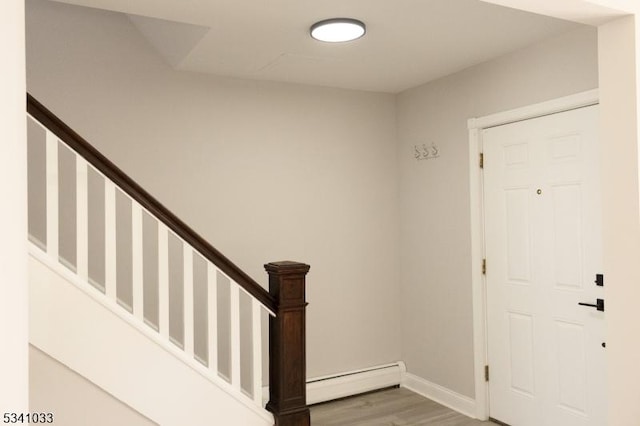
[467, 89, 600, 420]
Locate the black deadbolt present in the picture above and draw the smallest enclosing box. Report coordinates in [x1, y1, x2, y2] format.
[595, 274, 604, 287]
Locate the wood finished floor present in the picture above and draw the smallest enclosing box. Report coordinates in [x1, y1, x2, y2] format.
[310, 387, 497, 426]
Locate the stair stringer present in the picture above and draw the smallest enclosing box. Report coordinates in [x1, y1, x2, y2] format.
[28, 248, 273, 426]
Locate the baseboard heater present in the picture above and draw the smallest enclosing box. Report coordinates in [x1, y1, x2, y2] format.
[263, 362, 406, 406]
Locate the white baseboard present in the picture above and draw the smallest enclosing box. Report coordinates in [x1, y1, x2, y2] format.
[263, 362, 406, 406]
[307, 362, 406, 405]
[402, 373, 477, 419]
[262, 365, 478, 420]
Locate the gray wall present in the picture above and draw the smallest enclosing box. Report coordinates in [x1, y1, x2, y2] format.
[26, 0, 401, 379]
[30, 346, 156, 426]
[396, 26, 599, 398]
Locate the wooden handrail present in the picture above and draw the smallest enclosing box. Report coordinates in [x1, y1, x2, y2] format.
[26, 93, 277, 314]
[28, 94, 311, 424]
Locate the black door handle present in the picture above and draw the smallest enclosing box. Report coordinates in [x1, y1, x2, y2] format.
[578, 298, 604, 312]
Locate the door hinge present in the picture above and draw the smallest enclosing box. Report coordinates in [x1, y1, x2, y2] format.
[485, 365, 490, 382]
[482, 258, 487, 275]
[479, 152, 484, 169]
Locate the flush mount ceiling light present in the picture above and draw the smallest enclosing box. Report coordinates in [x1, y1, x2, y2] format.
[310, 18, 366, 43]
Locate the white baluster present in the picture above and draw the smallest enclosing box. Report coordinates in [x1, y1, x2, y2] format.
[230, 284, 241, 391]
[104, 181, 117, 299]
[208, 263, 219, 374]
[158, 225, 169, 339]
[183, 245, 194, 357]
[132, 203, 144, 321]
[251, 299, 263, 405]
[45, 132, 59, 261]
[75, 159, 88, 281]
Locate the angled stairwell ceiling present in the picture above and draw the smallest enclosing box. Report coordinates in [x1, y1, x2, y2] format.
[48, 0, 584, 92]
[126, 15, 209, 68]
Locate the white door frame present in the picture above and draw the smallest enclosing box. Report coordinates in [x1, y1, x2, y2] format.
[467, 89, 600, 420]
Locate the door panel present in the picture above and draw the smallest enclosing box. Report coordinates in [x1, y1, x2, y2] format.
[484, 105, 605, 426]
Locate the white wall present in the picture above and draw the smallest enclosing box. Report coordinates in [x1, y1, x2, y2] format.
[0, 0, 28, 414]
[396, 26, 599, 398]
[598, 15, 640, 426]
[25, 0, 401, 379]
[30, 346, 156, 426]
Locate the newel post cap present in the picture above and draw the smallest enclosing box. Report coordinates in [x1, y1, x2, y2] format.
[264, 261, 310, 275]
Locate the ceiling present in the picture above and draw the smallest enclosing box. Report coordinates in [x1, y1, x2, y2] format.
[49, 0, 584, 93]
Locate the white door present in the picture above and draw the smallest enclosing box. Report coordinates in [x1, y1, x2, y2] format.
[483, 105, 606, 426]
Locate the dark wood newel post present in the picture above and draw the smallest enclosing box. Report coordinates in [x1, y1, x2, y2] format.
[265, 261, 310, 426]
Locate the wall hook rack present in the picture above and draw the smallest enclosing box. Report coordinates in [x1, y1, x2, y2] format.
[414, 143, 440, 161]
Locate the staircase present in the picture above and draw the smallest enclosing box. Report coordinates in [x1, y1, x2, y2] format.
[26, 94, 310, 426]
